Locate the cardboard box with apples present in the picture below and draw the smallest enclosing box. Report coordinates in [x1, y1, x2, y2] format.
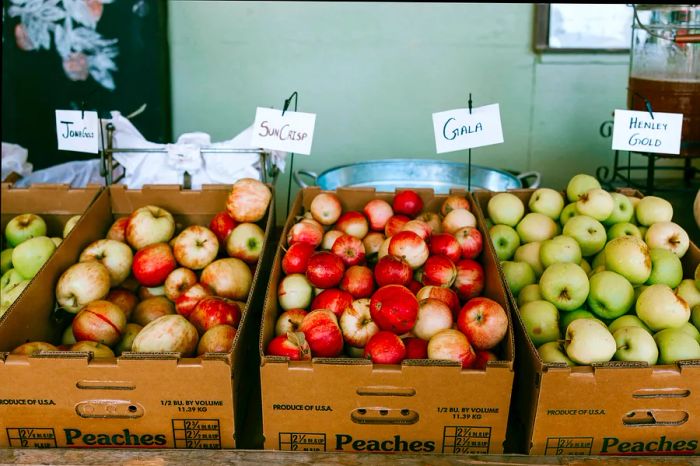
[0, 183, 275, 449]
[473, 180, 700, 456]
[259, 186, 516, 454]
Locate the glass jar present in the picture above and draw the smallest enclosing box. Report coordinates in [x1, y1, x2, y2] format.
[628, 4, 700, 155]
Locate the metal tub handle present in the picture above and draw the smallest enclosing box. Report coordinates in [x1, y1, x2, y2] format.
[293, 169, 319, 188]
[517, 171, 541, 189]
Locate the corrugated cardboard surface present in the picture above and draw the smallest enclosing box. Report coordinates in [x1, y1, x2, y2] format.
[1, 183, 102, 323]
[473, 189, 700, 456]
[0, 184, 275, 449]
[259, 187, 515, 454]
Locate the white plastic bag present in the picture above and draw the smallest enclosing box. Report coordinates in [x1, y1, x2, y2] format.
[13, 159, 106, 188]
[1, 142, 33, 181]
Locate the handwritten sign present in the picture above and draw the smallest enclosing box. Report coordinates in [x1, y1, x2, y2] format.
[250, 107, 316, 155]
[612, 109, 683, 155]
[55, 110, 99, 153]
[432, 104, 503, 154]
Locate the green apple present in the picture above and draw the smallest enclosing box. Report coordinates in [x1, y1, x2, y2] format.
[514, 242, 544, 277]
[62, 325, 77, 345]
[607, 222, 642, 241]
[626, 196, 641, 224]
[540, 235, 582, 268]
[519, 300, 561, 347]
[608, 314, 652, 335]
[695, 263, 700, 290]
[636, 284, 690, 331]
[1, 268, 24, 291]
[603, 193, 635, 226]
[501, 260, 536, 297]
[613, 326, 658, 365]
[579, 258, 591, 275]
[587, 271, 634, 320]
[676, 279, 700, 309]
[576, 188, 614, 222]
[516, 213, 558, 244]
[11, 236, 56, 279]
[538, 341, 575, 366]
[5, 213, 47, 247]
[485, 218, 494, 230]
[566, 174, 601, 203]
[487, 193, 524, 227]
[654, 328, 700, 364]
[539, 262, 590, 311]
[604, 236, 651, 286]
[645, 221, 689, 258]
[646, 248, 683, 288]
[528, 188, 565, 220]
[692, 304, 700, 330]
[50, 237, 63, 247]
[635, 195, 673, 226]
[560, 203, 578, 226]
[591, 250, 606, 270]
[678, 322, 700, 344]
[559, 308, 596, 333]
[565, 318, 616, 365]
[634, 285, 649, 302]
[63, 215, 82, 238]
[518, 283, 543, 306]
[638, 225, 648, 239]
[489, 224, 520, 260]
[562, 215, 606, 257]
[0, 279, 30, 316]
[1, 248, 13, 274]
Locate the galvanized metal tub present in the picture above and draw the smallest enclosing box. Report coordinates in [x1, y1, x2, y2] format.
[293, 159, 540, 193]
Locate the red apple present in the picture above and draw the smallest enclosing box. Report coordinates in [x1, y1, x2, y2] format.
[413, 298, 454, 340]
[287, 218, 324, 248]
[72, 300, 127, 347]
[401, 219, 432, 240]
[442, 208, 477, 235]
[175, 283, 213, 318]
[403, 336, 428, 359]
[393, 190, 423, 218]
[164, 267, 198, 301]
[363, 199, 394, 231]
[209, 210, 237, 245]
[282, 242, 316, 275]
[226, 222, 265, 264]
[278, 273, 314, 310]
[406, 279, 423, 295]
[132, 242, 177, 287]
[421, 255, 457, 288]
[384, 214, 410, 238]
[441, 194, 471, 216]
[416, 286, 461, 319]
[339, 298, 379, 347]
[454, 226, 483, 260]
[429, 233, 462, 263]
[374, 255, 412, 287]
[106, 217, 130, 243]
[334, 211, 369, 239]
[340, 265, 375, 299]
[299, 309, 344, 357]
[305, 251, 345, 289]
[473, 350, 498, 370]
[266, 332, 311, 360]
[188, 296, 242, 335]
[427, 329, 476, 368]
[131, 296, 176, 326]
[275, 308, 308, 335]
[172, 225, 219, 270]
[310, 192, 343, 225]
[331, 234, 366, 266]
[369, 284, 419, 334]
[200, 258, 252, 300]
[457, 297, 508, 350]
[105, 288, 139, 321]
[453, 259, 485, 301]
[11, 341, 59, 355]
[364, 331, 406, 364]
[388, 231, 429, 269]
[311, 288, 353, 318]
[79, 239, 133, 287]
[197, 324, 237, 355]
[321, 230, 344, 250]
[226, 177, 271, 223]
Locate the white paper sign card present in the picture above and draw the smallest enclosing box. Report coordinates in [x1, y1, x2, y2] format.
[55, 110, 99, 153]
[250, 107, 316, 155]
[432, 104, 504, 154]
[612, 110, 683, 155]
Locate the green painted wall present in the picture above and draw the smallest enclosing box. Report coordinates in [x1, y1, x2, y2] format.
[168, 2, 688, 220]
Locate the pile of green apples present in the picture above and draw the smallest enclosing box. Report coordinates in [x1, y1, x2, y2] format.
[1, 213, 81, 316]
[485, 173, 700, 367]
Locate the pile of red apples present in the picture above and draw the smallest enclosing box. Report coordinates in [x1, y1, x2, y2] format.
[11, 178, 272, 359]
[266, 189, 509, 368]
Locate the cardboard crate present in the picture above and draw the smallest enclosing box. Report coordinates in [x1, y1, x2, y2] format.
[0, 184, 275, 449]
[258, 186, 515, 454]
[1, 183, 102, 317]
[473, 189, 700, 456]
